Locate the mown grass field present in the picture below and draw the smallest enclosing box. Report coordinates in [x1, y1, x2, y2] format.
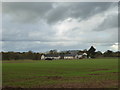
[2, 58, 119, 88]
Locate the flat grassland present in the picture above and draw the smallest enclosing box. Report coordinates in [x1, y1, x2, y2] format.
[2, 58, 118, 88]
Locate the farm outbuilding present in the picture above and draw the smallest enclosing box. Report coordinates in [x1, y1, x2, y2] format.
[75, 53, 87, 59]
[41, 54, 60, 60]
[64, 54, 76, 59]
[41, 53, 87, 60]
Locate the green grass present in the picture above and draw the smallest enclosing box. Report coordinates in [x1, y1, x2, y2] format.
[2, 58, 119, 88]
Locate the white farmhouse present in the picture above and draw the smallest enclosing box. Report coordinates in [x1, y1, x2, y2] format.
[75, 53, 87, 59]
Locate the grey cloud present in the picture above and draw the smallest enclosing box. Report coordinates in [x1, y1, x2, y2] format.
[2, 41, 115, 52]
[2, 41, 89, 52]
[45, 6, 70, 24]
[3, 2, 54, 23]
[94, 13, 118, 31]
[2, 2, 114, 24]
[2, 2, 118, 52]
[45, 2, 114, 24]
[65, 27, 118, 44]
[68, 2, 113, 18]
[2, 14, 56, 41]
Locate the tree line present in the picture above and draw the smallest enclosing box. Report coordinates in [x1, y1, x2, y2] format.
[2, 51, 42, 60]
[1, 49, 120, 60]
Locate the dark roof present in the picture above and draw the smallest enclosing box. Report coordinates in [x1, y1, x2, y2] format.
[44, 54, 77, 57]
[64, 54, 76, 57]
[44, 54, 60, 57]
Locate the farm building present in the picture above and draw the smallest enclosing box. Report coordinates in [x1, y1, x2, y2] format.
[41, 54, 60, 60]
[41, 53, 87, 60]
[64, 54, 76, 59]
[75, 53, 87, 59]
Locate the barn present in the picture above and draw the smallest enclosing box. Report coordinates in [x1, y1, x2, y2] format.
[41, 54, 60, 60]
[64, 54, 76, 59]
[41, 53, 87, 60]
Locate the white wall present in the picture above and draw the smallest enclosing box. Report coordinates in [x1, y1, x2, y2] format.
[44, 56, 60, 60]
[64, 56, 74, 59]
[41, 55, 45, 60]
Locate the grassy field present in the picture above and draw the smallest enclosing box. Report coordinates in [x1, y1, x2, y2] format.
[2, 58, 119, 88]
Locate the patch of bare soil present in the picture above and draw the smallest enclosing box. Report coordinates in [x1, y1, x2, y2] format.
[111, 72, 119, 74]
[2, 86, 22, 90]
[42, 80, 118, 88]
[34, 76, 92, 81]
[2, 61, 36, 63]
[4, 76, 92, 84]
[3, 80, 118, 88]
[8, 76, 64, 82]
[88, 74, 103, 76]
[46, 76, 63, 80]
[91, 69, 111, 72]
[72, 76, 91, 79]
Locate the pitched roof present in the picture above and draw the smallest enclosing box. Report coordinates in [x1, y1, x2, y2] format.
[64, 54, 76, 57]
[44, 54, 60, 57]
[44, 54, 77, 57]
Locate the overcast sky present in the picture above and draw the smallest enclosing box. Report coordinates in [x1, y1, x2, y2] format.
[1, 2, 118, 52]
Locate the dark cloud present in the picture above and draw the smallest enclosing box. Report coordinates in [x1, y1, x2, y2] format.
[67, 2, 113, 18]
[45, 6, 70, 24]
[2, 2, 114, 24]
[2, 2, 53, 23]
[94, 11, 118, 31]
[50, 2, 117, 24]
